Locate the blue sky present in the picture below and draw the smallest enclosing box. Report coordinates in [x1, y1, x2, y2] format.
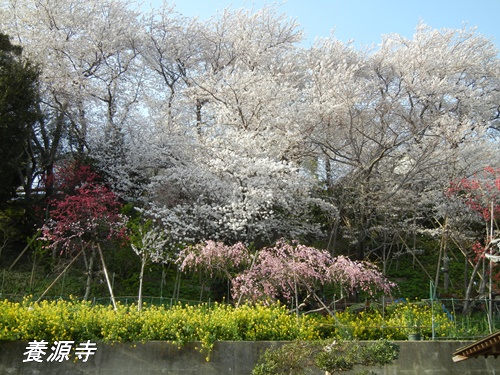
[146, 0, 500, 49]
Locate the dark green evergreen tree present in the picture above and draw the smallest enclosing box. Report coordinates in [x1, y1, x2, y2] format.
[0, 33, 39, 203]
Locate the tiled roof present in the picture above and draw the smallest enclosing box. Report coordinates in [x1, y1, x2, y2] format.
[453, 331, 500, 362]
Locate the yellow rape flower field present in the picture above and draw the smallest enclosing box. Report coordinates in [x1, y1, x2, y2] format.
[0, 298, 320, 357]
[0, 297, 475, 359]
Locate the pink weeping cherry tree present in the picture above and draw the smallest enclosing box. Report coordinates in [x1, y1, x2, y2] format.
[179, 239, 395, 314]
[178, 240, 252, 301]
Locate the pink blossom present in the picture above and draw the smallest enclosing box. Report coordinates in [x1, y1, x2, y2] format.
[178, 241, 251, 279]
[179, 239, 394, 307]
[231, 239, 394, 304]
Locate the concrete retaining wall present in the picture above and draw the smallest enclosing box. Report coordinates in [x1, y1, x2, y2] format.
[1, 340, 499, 374]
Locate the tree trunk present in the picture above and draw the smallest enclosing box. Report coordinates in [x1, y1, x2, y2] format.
[196, 98, 205, 136]
[84, 247, 95, 301]
[138, 253, 146, 312]
[463, 259, 482, 314]
[96, 242, 117, 310]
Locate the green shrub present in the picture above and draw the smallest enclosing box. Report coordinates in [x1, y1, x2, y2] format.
[252, 339, 399, 375]
[252, 341, 316, 375]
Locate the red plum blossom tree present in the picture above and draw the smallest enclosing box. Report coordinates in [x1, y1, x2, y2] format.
[40, 162, 128, 309]
[447, 166, 500, 313]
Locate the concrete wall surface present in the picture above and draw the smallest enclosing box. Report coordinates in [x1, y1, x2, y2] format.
[0, 340, 499, 375]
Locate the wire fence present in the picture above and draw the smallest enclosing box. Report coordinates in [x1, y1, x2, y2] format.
[0, 293, 208, 307]
[308, 295, 490, 340]
[2, 292, 500, 313]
